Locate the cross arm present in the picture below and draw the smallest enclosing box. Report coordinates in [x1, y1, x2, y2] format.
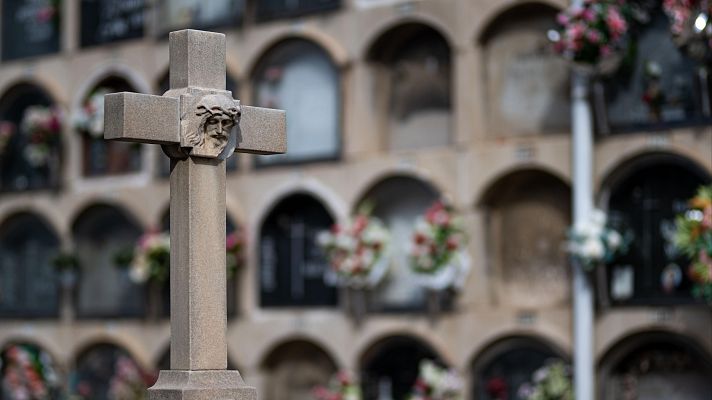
[236, 106, 286, 155]
[104, 92, 181, 145]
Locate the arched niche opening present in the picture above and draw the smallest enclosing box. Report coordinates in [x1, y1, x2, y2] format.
[599, 332, 712, 399]
[0, 212, 60, 318]
[252, 39, 341, 165]
[604, 154, 711, 304]
[360, 335, 443, 400]
[480, 170, 571, 308]
[259, 193, 337, 307]
[70, 343, 154, 400]
[358, 175, 440, 310]
[77, 76, 142, 177]
[156, 71, 238, 176]
[72, 204, 145, 318]
[470, 336, 567, 400]
[1, 341, 62, 399]
[367, 23, 452, 150]
[479, 4, 569, 136]
[260, 339, 338, 400]
[160, 209, 240, 316]
[0, 82, 62, 191]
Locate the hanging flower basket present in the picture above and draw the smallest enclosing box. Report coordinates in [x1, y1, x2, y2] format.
[408, 201, 470, 291]
[312, 371, 362, 400]
[20, 106, 62, 168]
[566, 208, 629, 271]
[73, 89, 109, 138]
[408, 360, 463, 400]
[119, 231, 171, 285]
[549, 0, 633, 75]
[1, 344, 61, 400]
[318, 214, 391, 289]
[674, 185, 712, 303]
[517, 360, 573, 400]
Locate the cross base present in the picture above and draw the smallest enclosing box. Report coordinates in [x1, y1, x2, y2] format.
[148, 370, 257, 400]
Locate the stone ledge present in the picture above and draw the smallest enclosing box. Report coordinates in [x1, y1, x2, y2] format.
[148, 370, 257, 400]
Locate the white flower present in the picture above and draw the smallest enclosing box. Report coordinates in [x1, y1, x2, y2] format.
[606, 230, 622, 250]
[129, 257, 150, 283]
[335, 234, 356, 251]
[589, 209, 607, 229]
[581, 237, 604, 260]
[317, 231, 333, 247]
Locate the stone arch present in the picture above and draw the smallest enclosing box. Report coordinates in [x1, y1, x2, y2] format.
[245, 31, 349, 80]
[259, 338, 339, 400]
[598, 330, 712, 399]
[358, 334, 445, 400]
[469, 334, 569, 400]
[474, 164, 570, 209]
[478, 168, 572, 308]
[0, 75, 67, 107]
[471, 0, 565, 44]
[361, 16, 457, 59]
[353, 169, 447, 212]
[72, 64, 151, 113]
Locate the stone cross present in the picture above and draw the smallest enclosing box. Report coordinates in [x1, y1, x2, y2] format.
[104, 30, 286, 400]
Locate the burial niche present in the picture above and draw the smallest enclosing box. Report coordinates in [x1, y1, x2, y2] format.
[600, 333, 712, 400]
[252, 39, 340, 165]
[0, 83, 61, 191]
[261, 340, 337, 400]
[606, 155, 710, 304]
[368, 23, 452, 150]
[71, 343, 153, 400]
[471, 336, 565, 400]
[361, 176, 440, 310]
[72, 204, 145, 318]
[361, 335, 442, 400]
[0, 213, 60, 318]
[480, 4, 570, 136]
[77, 76, 142, 177]
[482, 170, 571, 307]
[260, 193, 337, 307]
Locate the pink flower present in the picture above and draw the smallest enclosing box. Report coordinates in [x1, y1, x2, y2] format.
[600, 45, 612, 57]
[606, 7, 627, 39]
[586, 29, 602, 44]
[581, 8, 596, 22]
[557, 12, 570, 26]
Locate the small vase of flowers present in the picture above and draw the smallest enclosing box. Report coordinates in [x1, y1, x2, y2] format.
[674, 185, 712, 303]
[19, 106, 62, 168]
[408, 360, 463, 400]
[517, 360, 573, 400]
[567, 208, 628, 271]
[313, 371, 362, 400]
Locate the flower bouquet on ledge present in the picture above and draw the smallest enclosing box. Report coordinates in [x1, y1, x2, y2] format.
[318, 213, 391, 289]
[313, 371, 362, 400]
[517, 361, 573, 400]
[674, 185, 712, 303]
[125, 231, 171, 285]
[1, 344, 60, 400]
[549, 0, 633, 74]
[408, 201, 470, 291]
[567, 208, 628, 272]
[408, 360, 463, 400]
[20, 106, 62, 168]
[73, 89, 109, 138]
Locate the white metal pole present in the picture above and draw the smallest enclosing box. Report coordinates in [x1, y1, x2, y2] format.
[571, 69, 595, 400]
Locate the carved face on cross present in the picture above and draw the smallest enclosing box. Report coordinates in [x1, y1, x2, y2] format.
[187, 95, 241, 158]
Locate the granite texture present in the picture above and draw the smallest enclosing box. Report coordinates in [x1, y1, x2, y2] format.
[169, 30, 227, 90]
[148, 370, 257, 400]
[104, 92, 180, 144]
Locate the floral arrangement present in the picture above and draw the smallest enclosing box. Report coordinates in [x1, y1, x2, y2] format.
[549, 0, 632, 69]
[517, 361, 573, 400]
[312, 371, 362, 400]
[318, 213, 391, 288]
[0, 121, 15, 157]
[663, 1, 712, 60]
[408, 360, 463, 400]
[226, 230, 245, 279]
[674, 185, 712, 302]
[20, 106, 62, 167]
[74, 89, 109, 138]
[0, 344, 60, 400]
[107, 355, 154, 400]
[567, 208, 628, 271]
[126, 231, 171, 284]
[408, 201, 470, 290]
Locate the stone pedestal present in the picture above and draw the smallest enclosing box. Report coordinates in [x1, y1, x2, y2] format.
[149, 370, 257, 400]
